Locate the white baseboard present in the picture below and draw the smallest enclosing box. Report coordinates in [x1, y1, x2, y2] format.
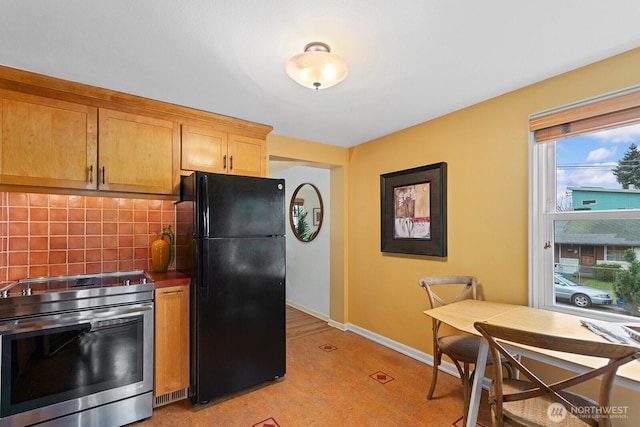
[327, 318, 347, 331]
[345, 322, 450, 373]
[286, 301, 329, 322]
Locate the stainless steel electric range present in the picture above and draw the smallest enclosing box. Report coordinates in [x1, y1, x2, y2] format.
[0, 271, 154, 427]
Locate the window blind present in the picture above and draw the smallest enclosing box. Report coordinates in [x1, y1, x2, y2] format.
[530, 88, 640, 143]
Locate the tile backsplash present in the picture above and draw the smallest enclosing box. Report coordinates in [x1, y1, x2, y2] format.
[0, 192, 175, 282]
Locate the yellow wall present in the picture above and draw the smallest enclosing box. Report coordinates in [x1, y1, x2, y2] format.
[268, 48, 640, 343]
[269, 48, 640, 424]
[348, 47, 640, 351]
[347, 47, 640, 425]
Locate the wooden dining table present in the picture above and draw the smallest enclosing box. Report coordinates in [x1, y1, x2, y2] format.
[424, 299, 640, 427]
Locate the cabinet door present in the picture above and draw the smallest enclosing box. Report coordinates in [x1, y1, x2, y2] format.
[155, 285, 190, 396]
[98, 109, 179, 195]
[227, 134, 266, 177]
[181, 124, 228, 174]
[0, 90, 97, 189]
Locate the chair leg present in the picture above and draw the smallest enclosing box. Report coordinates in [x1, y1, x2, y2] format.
[427, 350, 441, 400]
[490, 404, 499, 427]
[462, 362, 470, 427]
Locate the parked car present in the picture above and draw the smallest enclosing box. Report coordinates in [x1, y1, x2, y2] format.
[554, 273, 613, 308]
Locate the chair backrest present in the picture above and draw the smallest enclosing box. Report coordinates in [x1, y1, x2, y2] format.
[418, 275, 478, 310]
[474, 321, 640, 427]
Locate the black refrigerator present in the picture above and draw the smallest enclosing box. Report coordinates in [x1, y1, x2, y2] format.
[176, 171, 286, 404]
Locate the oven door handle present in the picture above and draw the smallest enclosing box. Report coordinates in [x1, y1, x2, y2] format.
[88, 305, 153, 331]
[91, 303, 153, 321]
[0, 303, 153, 335]
[1, 317, 92, 335]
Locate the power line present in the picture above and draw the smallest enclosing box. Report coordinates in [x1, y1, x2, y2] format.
[558, 161, 640, 170]
[557, 164, 615, 170]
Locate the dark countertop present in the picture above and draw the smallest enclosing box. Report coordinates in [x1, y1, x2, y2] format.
[145, 271, 190, 288]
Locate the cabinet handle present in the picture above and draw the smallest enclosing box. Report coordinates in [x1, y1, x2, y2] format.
[101, 166, 105, 185]
[229, 156, 233, 171]
[89, 165, 93, 184]
[223, 155, 227, 170]
[161, 290, 184, 295]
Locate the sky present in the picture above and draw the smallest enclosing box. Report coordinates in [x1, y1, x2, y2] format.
[556, 122, 640, 202]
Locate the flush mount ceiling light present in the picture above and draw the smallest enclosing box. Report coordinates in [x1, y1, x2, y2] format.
[285, 42, 349, 90]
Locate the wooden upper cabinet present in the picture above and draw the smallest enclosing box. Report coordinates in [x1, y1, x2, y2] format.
[181, 125, 266, 177]
[0, 92, 179, 196]
[99, 109, 179, 195]
[181, 124, 228, 174]
[0, 66, 272, 195]
[227, 133, 267, 177]
[0, 89, 97, 189]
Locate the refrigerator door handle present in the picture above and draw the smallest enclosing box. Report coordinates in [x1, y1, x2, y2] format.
[196, 241, 210, 299]
[199, 173, 210, 237]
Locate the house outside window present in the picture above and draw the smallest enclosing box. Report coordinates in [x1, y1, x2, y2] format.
[530, 86, 640, 320]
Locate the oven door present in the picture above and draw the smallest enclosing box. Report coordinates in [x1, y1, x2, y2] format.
[0, 302, 153, 426]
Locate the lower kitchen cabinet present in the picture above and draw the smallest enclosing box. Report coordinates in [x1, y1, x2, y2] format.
[154, 284, 190, 406]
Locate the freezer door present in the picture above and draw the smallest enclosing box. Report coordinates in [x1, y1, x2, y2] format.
[191, 172, 285, 238]
[192, 236, 286, 403]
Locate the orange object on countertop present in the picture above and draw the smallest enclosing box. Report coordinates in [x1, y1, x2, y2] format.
[151, 225, 175, 273]
[151, 238, 170, 273]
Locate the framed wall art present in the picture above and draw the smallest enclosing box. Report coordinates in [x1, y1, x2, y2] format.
[313, 208, 321, 225]
[380, 162, 447, 256]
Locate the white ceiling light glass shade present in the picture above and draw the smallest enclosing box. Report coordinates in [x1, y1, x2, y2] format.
[285, 42, 349, 90]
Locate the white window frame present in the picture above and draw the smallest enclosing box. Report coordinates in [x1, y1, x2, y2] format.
[529, 88, 640, 322]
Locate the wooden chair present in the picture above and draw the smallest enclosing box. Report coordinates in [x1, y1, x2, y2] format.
[474, 321, 640, 427]
[419, 276, 514, 425]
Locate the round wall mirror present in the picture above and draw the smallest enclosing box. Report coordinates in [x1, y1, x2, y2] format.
[289, 183, 324, 242]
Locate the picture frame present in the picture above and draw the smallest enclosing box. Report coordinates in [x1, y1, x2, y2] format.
[313, 208, 321, 226]
[380, 162, 447, 256]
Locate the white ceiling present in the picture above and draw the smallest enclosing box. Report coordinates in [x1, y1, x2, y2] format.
[1, 1, 640, 148]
